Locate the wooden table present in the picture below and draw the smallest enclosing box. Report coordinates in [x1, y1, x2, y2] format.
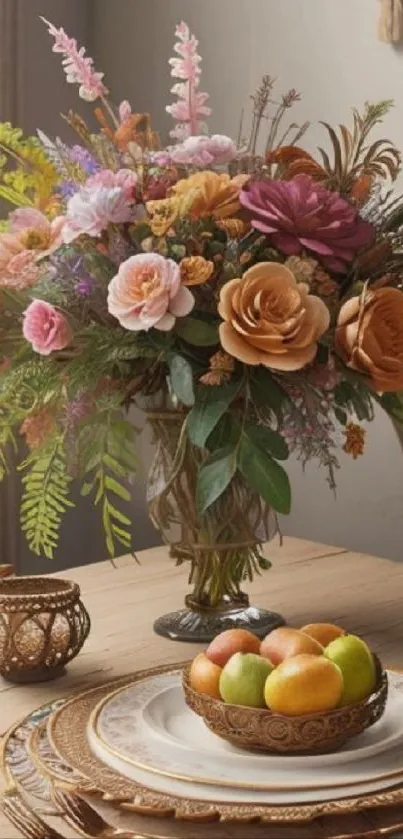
[1, 536, 403, 838]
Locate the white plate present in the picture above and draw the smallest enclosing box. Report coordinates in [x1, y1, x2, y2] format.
[87, 669, 403, 799]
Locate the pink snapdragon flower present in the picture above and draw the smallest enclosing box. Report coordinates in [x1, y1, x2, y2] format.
[170, 134, 237, 167]
[107, 253, 194, 332]
[166, 22, 211, 139]
[63, 186, 134, 243]
[86, 168, 138, 199]
[23, 300, 73, 356]
[42, 18, 108, 102]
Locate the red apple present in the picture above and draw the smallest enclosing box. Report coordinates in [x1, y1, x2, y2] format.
[260, 627, 323, 666]
[206, 628, 261, 668]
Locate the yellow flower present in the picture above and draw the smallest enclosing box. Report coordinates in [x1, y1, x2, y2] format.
[171, 171, 247, 220]
[180, 256, 214, 287]
[216, 218, 249, 239]
[146, 197, 180, 237]
[218, 262, 330, 371]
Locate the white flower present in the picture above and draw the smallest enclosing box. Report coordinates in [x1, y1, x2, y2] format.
[63, 186, 134, 243]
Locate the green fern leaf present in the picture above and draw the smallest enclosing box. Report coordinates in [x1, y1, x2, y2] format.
[78, 407, 138, 557]
[19, 438, 74, 559]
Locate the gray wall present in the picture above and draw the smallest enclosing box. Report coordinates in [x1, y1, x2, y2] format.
[4, 2, 159, 573]
[91, 0, 403, 562]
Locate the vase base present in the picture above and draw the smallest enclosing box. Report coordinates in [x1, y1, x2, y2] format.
[153, 604, 285, 643]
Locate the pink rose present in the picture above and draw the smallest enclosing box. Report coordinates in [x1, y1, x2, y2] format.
[107, 253, 194, 331]
[169, 134, 237, 167]
[86, 168, 138, 198]
[23, 300, 73, 355]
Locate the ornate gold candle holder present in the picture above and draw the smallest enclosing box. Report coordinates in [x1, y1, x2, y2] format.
[0, 577, 90, 683]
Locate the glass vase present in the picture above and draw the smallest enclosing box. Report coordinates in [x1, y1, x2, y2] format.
[146, 407, 285, 643]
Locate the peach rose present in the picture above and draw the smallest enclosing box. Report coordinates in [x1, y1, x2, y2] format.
[336, 287, 403, 392]
[171, 171, 247, 220]
[218, 262, 330, 370]
[107, 253, 194, 332]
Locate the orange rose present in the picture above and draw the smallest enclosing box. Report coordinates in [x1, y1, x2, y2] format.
[171, 171, 247, 220]
[218, 262, 330, 370]
[180, 256, 214, 286]
[336, 287, 403, 392]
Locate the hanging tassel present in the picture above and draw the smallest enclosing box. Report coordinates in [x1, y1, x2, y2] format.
[379, 0, 403, 42]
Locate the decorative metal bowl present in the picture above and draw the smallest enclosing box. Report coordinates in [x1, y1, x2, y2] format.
[0, 576, 90, 683]
[183, 658, 388, 755]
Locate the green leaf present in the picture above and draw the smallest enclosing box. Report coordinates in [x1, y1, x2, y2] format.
[104, 475, 131, 502]
[334, 407, 348, 426]
[175, 317, 219, 347]
[107, 502, 131, 527]
[77, 406, 137, 557]
[187, 379, 242, 448]
[20, 439, 74, 559]
[244, 423, 289, 461]
[206, 412, 241, 451]
[334, 380, 373, 422]
[239, 433, 291, 515]
[249, 370, 289, 423]
[196, 447, 237, 515]
[168, 354, 195, 407]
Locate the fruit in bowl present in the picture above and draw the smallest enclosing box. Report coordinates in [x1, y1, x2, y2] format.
[184, 620, 388, 754]
[189, 652, 222, 700]
[219, 652, 273, 708]
[205, 628, 261, 667]
[301, 622, 345, 646]
[264, 654, 343, 715]
[325, 634, 377, 705]
[260, 626, 324, 665]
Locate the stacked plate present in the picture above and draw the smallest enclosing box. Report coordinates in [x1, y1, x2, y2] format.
[3, 662, 403, 838]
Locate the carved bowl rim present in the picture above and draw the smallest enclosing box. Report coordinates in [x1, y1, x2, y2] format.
[182, 657, 388, 754]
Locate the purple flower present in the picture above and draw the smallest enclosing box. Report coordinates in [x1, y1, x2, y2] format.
[59, 180, 78, 199]
[240, 175, 375, 273]
[68, 145, 100, 175]
[76, 277, 93, 296]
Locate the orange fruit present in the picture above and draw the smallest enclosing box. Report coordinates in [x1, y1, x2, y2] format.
[301, 622, 345, 647]
[264, 653, 343, 716]
[189, 653, 222, 699]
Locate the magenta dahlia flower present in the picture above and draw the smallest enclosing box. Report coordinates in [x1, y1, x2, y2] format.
[240, 174, 375, 273]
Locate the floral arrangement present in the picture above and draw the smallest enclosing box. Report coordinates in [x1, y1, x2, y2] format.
[1, 19, 403, 563]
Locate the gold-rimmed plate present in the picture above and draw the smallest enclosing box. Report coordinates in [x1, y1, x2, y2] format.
[3, 669, 403, 839]
[87, 668, 403, 794]
[46, 660, 403, 825]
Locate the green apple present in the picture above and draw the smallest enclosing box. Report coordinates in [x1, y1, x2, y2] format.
[219, 652, 274, 708]
[324, 634, 376, 706]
